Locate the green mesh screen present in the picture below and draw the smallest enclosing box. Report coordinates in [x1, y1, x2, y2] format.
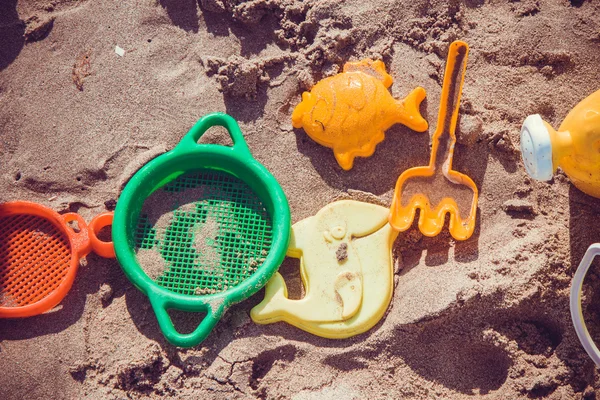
[134, 170, 273, 296]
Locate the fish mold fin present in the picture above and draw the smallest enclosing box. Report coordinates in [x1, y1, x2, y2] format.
[291, 92, 313, 129]
[343, 59, 393, 88]
[334, 150, 355, 171]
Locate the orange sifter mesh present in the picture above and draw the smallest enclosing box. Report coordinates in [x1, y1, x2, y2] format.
[0, 214, 71, 308]
[0, 201, 115, 318]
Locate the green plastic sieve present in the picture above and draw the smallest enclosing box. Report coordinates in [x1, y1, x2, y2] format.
[112, 113, 290, 347]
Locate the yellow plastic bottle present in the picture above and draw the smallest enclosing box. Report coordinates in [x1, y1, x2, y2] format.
[521, 89, 600, 198]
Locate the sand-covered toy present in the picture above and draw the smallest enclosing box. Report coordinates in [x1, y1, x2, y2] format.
[390, 41, 478, 241]
[112, 113, 290, 348]
[521, 89, 600, 198]
[251, 200, 398, 338]
[291, 59, 428, 170]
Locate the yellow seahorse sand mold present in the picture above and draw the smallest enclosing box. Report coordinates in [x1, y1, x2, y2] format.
[250, 200, 398, 339]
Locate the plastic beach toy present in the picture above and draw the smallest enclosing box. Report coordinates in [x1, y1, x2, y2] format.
[570, 243, 600, 367]
[112, 113, 290, 347]
[390, 41, 478, 241]
[0, 201, 114, 318]
[521, 89, 600, 198]
[251, 200, 398, 338]
[291, 59, 428, 170]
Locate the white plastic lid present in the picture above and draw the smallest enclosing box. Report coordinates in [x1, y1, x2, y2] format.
[520, 114, 554, 181]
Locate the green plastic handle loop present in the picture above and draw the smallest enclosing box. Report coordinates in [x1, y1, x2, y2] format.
[150, 295, 227, 348]
[174, 112, 251, 157]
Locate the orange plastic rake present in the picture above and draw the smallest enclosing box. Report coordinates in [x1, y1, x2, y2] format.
[0, 201, 114, 318]
[389, 41, 478, 241]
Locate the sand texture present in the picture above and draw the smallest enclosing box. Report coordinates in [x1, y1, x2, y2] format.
[136, 248, 168, 281]
[2, 0, 600, 399]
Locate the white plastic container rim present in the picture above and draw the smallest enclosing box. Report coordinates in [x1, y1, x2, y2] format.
[520, 114, 554, 181]
[570, 243, 600, 367]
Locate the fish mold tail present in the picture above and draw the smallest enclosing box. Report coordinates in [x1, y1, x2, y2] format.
[396, 87, 428, 133]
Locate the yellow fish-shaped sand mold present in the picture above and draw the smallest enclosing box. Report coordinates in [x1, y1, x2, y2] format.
[250, 200, 399, 339]
[291, 59, 429, 170]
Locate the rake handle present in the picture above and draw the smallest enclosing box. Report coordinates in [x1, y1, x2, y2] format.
[430, 41, 469, 172]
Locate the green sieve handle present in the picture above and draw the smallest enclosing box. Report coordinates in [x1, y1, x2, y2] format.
[173, 112, 252, 157]
[149, 294, 227, 348]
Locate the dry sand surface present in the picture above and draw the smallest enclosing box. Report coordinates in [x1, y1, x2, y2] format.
[2, 0, 600, 398]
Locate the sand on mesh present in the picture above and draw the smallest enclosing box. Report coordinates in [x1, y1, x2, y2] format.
[0, 292, 18, 307]
[140, 184, 229, 288]
[136, 248, 167, 281]
[194, 287, 217, 295]
[210, 201, 237, 229]
[192, 212, 221, 270]
[141, 186, 208, 240]
[175, 187, 206, 213]
[141, 189, 178, 237]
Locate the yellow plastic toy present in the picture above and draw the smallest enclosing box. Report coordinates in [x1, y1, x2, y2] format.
[521, 89, 600, 198]
[389, 41, 478, 241]
[291, 59, 428, 170]
[250, 200, 398, 339]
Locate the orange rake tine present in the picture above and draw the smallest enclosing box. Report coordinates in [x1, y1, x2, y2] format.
[389, 41, 479, 241]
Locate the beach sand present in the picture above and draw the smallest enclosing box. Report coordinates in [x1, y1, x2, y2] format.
[2, 0, 600, 398]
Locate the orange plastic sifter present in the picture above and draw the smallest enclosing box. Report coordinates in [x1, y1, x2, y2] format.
[0, 201, 115, 318]
[390, 41, 478, 241]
